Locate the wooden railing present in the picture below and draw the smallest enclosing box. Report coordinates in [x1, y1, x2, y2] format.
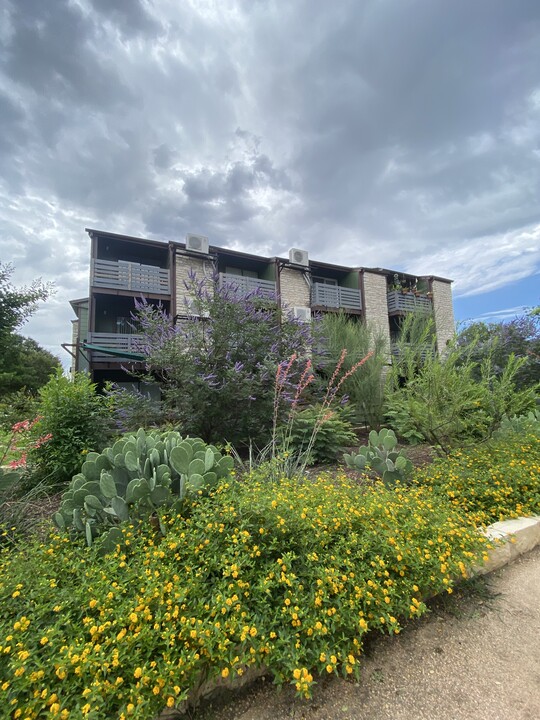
[387, 290, 432, 314]
[219, 273, 276, 297]
[311, 283, 362, 310]
[87, 332, 144, 362]
[91, 259, 170, 295]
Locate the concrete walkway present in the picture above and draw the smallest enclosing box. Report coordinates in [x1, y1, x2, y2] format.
[198, 546, 540, 720]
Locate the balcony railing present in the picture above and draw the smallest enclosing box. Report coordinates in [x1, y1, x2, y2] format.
[387, 290, 432, 314]
[86, 332, 144, 362]
[91, 259, 170, 295]
[219, 273, 276, 297]
[390, 342, 434, 361]
[311, 283, 362, 310]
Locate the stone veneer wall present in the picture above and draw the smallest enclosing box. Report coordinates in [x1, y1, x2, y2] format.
[175, 252, 215, 313]
[361, 271, 391, 359]
[279, 266, 311, 312]
[431, 279, 455, 355]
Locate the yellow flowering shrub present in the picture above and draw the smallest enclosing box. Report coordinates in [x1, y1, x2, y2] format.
[415, 432, 540, 525]
[0, 474, 492, 718]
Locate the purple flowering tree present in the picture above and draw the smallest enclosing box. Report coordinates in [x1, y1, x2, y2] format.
[134, 273, 318, 446]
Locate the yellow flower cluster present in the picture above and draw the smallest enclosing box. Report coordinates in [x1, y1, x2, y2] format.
[2, 439, 530, 716]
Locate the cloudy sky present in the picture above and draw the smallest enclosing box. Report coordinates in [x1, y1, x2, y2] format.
[2, 0, 540, 362]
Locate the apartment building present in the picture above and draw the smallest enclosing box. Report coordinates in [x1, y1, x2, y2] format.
[67, 228, 455, 388]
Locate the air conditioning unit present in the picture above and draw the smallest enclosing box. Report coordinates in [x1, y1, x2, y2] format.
[289, 248, 309, 266]
[185, 233, 209, 254]
[184, 298, 210, 318]
[292, 306, 312, 323]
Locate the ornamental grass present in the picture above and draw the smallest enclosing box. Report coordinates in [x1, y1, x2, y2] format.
[0, 475, 491, 719]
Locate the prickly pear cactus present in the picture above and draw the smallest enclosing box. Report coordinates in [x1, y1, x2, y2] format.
[53, 428, 234, 547]
[343, 428, 412, 487]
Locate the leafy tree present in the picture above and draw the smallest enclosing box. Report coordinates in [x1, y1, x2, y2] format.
[0, 334, 60, 396]
[134, 275, 316, 446]
[0, 262, 53, 397]
[457, 309, 540, 390]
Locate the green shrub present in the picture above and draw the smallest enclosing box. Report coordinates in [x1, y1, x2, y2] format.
[414, 432, 540, 525]
[0, 474, 492, 717]
[282, 404, 356, 464]
[0, 389, 38, 431]
[53, 428, 234, 548]
[385, 338, 537, 452]
[28, 370, 110, 486]
[103, 383, 167, 433]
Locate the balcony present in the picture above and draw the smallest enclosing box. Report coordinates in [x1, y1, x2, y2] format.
[219, 273, 276, 298]
[311, 283, 362, 311]
[86, 332, 144, 362]
[387, 290, 432, 314]
[390, 342, 434, 362]
[91, 259, 170, 295]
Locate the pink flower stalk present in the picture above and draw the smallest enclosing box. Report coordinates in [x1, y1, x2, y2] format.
[8, 453, 27, 469]
[34, 433, 53, 448]
[291, 359, 314, 411]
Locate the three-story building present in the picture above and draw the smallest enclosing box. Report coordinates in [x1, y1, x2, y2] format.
[68, 228, 455, 388]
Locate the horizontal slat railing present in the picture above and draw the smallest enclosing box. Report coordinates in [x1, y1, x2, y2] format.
[387, 290, 432, 313]
[91, 259, 170, 294]
[390, 342, 434, 361]
[312, 283, 362, 310]
[87, 332, 144, 362]
[219, 274, 276, 297]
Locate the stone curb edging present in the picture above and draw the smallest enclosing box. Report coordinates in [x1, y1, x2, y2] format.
[160, 514, 540, 718]
[475, 514, 540, 576]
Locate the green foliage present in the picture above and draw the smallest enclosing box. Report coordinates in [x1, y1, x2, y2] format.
[136, 279, 314, 447]
[0, 473, 492, 715]
[0, 335, 60, 397]
[415, 432, 540, 525]
[53, 428, 234, 547]
[318, 312, 387, 428]
[344, 428, 413, 486]
[282, 404, 356, 465]
[456, 310, 540, 390]
[0, 389, 38, 431]
[29, 370, 109, 486]
[103, 383, 167, 433]
[385, 316, 537, 452]
[0, 263, 53, 397]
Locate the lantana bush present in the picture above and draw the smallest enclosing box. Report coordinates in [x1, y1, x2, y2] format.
[415, 431, 540, 526]
[0, 474, 491, 719]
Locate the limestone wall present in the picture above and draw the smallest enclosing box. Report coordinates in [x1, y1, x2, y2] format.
[175, 252, 215, 314]
[279, 266, 311, 313]
[361, 271, 391, 358]
[431, 279, 455, 355]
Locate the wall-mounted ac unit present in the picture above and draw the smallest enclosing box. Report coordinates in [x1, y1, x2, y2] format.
[292, 306, 312, 323]
[289, 248, 309, 266]
[185, 233, 209, 254]
[184, 298, 210, 318]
